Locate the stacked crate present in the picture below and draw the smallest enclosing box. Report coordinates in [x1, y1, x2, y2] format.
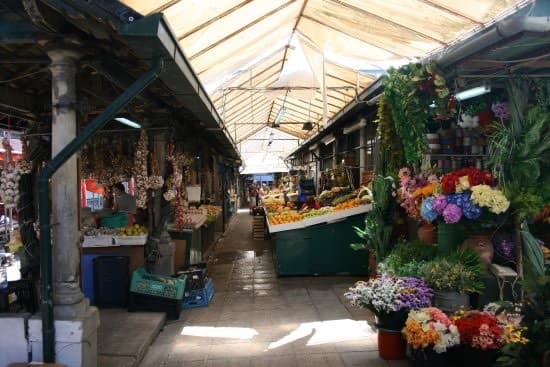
[252, 215, 265, 239]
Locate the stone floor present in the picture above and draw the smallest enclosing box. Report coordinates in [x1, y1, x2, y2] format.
[139, 211, 410, 367]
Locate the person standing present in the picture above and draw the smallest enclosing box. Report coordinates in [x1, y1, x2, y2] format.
[113, 182, 137, 225]
[248, 181, 259, 209]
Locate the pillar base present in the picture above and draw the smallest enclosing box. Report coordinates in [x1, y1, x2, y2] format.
[29, 306, 99, 367]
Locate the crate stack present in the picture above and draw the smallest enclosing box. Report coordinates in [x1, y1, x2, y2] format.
[252, 216, 265, 239]
[177, 263, 214, 309]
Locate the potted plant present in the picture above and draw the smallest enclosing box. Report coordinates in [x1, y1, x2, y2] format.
[378, 240, 438, 278]
[402, 307, 461, 367]
[422, 249, 484, 312]
[345, 274, 433, 360]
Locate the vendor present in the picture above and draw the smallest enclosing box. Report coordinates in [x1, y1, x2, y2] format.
[301, 195, 320, 211]
[113, 182, 136, 225]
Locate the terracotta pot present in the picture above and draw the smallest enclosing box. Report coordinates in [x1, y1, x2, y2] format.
[462, 235, 494, 266]
[417, 223, 437, 245]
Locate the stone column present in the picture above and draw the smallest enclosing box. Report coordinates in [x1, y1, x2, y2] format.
[42, 46, 99, 367]
[48, 48, 86, 318]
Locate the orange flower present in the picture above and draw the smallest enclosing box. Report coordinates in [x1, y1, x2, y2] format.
[413, 182, 436, 198]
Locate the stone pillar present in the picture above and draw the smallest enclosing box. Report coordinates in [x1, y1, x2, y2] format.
[48, 48, 86, 317]
[45, 47, 99, 367]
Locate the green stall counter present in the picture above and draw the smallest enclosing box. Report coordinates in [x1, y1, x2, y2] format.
[271, 213, 369, 276]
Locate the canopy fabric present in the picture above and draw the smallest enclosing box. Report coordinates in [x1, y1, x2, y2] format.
[239, 127, 298, 174]
[122, 0, 532, 147]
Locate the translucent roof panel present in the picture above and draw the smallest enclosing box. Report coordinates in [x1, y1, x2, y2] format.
[121, 0, 533, 159]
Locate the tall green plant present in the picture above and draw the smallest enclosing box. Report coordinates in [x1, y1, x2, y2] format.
[375, 94, 404, 176]
[352, 175, 395, 261]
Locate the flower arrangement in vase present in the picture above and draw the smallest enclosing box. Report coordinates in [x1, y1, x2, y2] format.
[404, 307, 460, 352]
[345, 274, 433, 330]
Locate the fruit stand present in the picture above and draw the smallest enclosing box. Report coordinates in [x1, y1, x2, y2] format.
[265, 186, 373, 275]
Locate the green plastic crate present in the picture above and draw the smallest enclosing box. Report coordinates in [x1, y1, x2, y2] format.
[130, 268, 187, 300]
[101, 212, 129, 228]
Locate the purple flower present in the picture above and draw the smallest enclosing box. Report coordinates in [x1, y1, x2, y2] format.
[433, 195, 448, 214]
[443, 203, 462, 223]
[492, 101, 510, 120]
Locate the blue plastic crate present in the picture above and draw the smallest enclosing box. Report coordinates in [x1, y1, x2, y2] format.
[182, 278, 214, 309]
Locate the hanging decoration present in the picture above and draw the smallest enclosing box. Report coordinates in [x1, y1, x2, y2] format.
[0, 138, 21, 208]
[147, 150, 164, 190]
[133, 130, 149, 208]
[16, 137, 32, 174]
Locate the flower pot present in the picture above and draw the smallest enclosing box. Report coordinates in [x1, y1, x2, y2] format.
[462, 235, 494, 267]
[378, 329, 406, 360]
[411, 347, 450, 367]
[434, 291, 470, 313]
[461, 346, 498, 367]
[437, 223, 468, 255]
[418, 223, 437, 245]
[375, 310, 409, 331]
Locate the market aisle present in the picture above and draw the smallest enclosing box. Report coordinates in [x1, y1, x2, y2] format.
[139, 211, 408, 367]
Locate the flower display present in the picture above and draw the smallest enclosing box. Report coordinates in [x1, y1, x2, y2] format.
[418, 168, 507, 224]
[483, 302, 528, 345]
[344, 274, 432, 316]
[452, 310, 504, 350]
[492, 101, 510, 120]
[402, 307, 460, 353]
[470, 185, 510, 214]
[398, 167, 439, 220]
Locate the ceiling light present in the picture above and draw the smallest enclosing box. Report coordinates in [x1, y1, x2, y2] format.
[455, 84, 491, 101]
[115, 117, 141, 129]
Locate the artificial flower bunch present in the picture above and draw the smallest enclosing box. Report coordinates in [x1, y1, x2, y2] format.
[452, 310, 504, 350]
[402, 307, 460, 353]
[344, 274, 433, 316]
[398, 167, 439, 220]
[420, 168, 510, 224]
[483, 302, 528, 346]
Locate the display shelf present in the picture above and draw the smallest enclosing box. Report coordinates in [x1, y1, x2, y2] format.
[266, 204, 372, 234]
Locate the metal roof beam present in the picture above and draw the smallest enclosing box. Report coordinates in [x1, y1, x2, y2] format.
[326, 0, 447, 45]
[189, 0, 297, 60]
[300, 15, 406, 58]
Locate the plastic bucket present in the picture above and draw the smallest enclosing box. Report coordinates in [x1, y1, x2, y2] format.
[378, 329, 406, 360]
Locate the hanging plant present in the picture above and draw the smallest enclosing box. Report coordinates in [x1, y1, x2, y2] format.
[383, 63, 454, 164]
[133, 130, 149, 208]
[0, 138, 21, 209]
[375, 94, 404, 176]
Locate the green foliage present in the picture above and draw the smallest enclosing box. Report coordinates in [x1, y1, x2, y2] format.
[521, 224, 546, 278]
[375, 94, 404, 176]
[378, 240, 438, 277]
[352, 175, 395, 260]
[383, 62, 453, 164]
[496, 267, 550, 367]
[487, 100, 550, 219]
[422, 248, 485, 294]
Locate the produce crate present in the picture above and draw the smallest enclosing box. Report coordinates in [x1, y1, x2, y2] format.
[101, 212, 129, 228]
[82, 235, 114, 247]
[253, 216, 265, 239]
[176, 263, 208, 291]
[182, 278, 214, 309]
[128, 292, 181, 320]
[114, 234, 148, 246]
[0, 279, 36, 313]
[130, 268, 186, 300]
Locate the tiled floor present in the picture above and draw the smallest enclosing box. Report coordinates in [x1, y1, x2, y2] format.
[139, 211, 410, 367]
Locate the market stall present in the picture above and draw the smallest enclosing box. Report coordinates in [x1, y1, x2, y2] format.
[265, 185, 373, 275]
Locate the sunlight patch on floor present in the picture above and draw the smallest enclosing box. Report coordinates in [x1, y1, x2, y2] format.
[181, 326, 259, 340]
[267, 319, 375, 350]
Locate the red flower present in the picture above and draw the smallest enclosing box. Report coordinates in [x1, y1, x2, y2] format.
[454, 311, 503, 350]
[441, 173, 458, 194]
